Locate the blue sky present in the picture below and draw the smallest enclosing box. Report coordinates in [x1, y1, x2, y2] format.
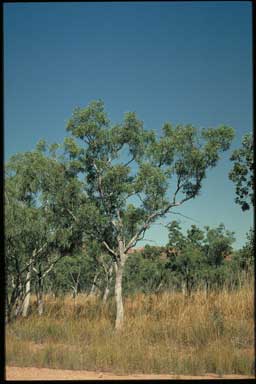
[4, 1, 253, 249]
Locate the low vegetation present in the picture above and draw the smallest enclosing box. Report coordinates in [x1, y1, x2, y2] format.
[6, 282, 254, 376]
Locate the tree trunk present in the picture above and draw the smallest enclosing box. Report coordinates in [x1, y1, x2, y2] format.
[6, 280, 20, 322]
[114, 262, 124, 330]
[37, 269, 44, 316]
[22, 265, 31, 317]
[103, 285, 110, 304]
[38, 291, 43, 316]
[89, 272, 99, 296]
[72, 287, 78, 299]
[181, 281, 186, 296]
[103, 265, 113, 304]
[14, 281, 23, 318]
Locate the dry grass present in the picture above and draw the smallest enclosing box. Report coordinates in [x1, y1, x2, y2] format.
[6, 284, 255, 375]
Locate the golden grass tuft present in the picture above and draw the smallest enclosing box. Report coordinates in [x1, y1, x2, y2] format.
[6, 284, 255, 375]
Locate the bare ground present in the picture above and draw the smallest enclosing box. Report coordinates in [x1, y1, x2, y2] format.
[6, 367, 255, 380]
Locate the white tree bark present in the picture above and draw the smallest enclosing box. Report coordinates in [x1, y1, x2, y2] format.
[103, 265, 113, 304]
[103, 285, 110, 304]
[114, 261, 124, 330]
[38, 287, 44, 315]
[89, 272, 100, 296]
[22, 264, 32, 317]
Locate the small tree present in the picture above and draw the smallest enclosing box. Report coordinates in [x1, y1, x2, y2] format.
[166, 222, 236, 293]
[61, 100, 234, 329]
[47, 252, 90, 299]
[166, 221, 206, 294]
[203, 223, 235, 268]
[200, 224, 235, 291]
[231, 228, 254, 284]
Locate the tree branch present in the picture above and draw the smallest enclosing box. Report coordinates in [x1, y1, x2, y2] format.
[41, 253, 65, 280]
[20, 244, 48, 275]
[102, 241, 118, 259]
[173, 174, 183, 204]
[32, 253, 64, 280]
[170, 210, 200, 223]
[124, 155, 135, 168]
[125, 197, 193, 253]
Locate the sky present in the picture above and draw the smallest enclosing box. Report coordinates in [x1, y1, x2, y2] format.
[4, 1, 253, 249]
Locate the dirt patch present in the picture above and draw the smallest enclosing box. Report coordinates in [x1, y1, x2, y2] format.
[6, 366, 255, 380]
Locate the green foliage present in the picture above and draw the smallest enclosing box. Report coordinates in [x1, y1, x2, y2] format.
[5, 147, 90, 319]
[47, 252, 96, 296]
[123, 252, 169, 295]
[187, 225, 204, 248]
[66, 100, 109, 139]
[229, 133, 254, 211]
[122, 205, 147, 240]
[167, 220, 186, 250]
[231, 228, 254, 275]
[166, 221, 237, 292]
[203, 224, 235, 267]
[63, 100, 234, 251]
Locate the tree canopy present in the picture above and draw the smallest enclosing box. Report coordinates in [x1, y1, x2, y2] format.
[63, 100, 234, 255]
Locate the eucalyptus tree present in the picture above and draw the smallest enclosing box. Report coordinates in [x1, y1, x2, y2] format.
[229, 132, 254, 211]
[62, 99, 234, 329]
[5, 145, 86, 319]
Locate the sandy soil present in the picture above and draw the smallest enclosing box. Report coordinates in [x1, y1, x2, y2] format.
[6, 366, 255, 380]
